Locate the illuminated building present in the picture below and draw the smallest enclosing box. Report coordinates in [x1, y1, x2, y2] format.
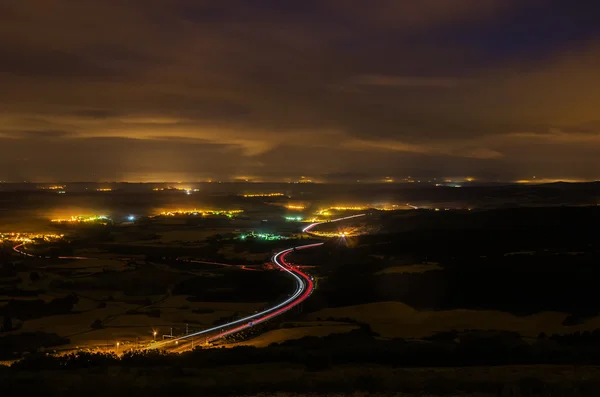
[96, 188, 112, 192]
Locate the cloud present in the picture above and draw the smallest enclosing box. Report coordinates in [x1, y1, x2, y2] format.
[71, 109, 121, 120]
[1, 1, 600, 180]
[343, 137, 504, 160]
[0, 129, 76, 139]
[353, 75, 462, 88]
[0, 135, 250, 182]
[118, 117, 186, 125]
[325, 0, 506, 30]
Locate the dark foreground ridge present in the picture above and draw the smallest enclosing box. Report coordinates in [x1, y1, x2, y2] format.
[5, 326, 600, 396]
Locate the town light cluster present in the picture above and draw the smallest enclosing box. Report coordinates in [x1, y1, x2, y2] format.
[157, 209, 243, 217]
[242, 193, 286, 198]
[316, 206, 369, 215]
[0, 232, 64, 243]
[51, 215, 111, 225]
[301, 217, 325, 223]
[285, 204, 306, 210]
[152, 187, 199, 192]
[315, 204, 402, 215]
[242, 193, 285, 198]
[310, 230, 356, 237]
[238, 232, 288, 241]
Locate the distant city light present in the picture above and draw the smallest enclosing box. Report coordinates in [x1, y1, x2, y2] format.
[285, 204, 306, 210]
[237, 232, 288, 241]
[316, 206, 368, 215]
[0, 232, 64, 243]
[153, 186, 199, 192]
[157, 209, 243, 217]
[315, 205, 402, 215]
[51, 215, 111, 225]
[242, 193, 286, 198]
[127, 215, 136, 221]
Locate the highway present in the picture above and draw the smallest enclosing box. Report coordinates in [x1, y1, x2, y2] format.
[14, 240, 321, 352]
[12, 244, 36, 257]
[13, 243, 93, 260]
[164, 214, 367, 350]
[154, 242, 322, 351]
[302, 213, 366, 233]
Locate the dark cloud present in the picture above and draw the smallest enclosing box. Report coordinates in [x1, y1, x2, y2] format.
[353, 75, 462, 89]
[71, 109, 122, 120]
[1, 130, 76, 139]
[0, 0, 600, 181]
[0, 47, 119, 79]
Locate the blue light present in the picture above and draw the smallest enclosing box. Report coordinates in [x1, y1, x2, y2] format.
[127, 215, 136, 221]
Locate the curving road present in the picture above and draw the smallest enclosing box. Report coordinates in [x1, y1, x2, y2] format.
[14, 239, 322, 351]
[164, 214, 367, 350]
[302, 213, 366, 233]
[155, 242, 322, 350]
[13, 243, 93, 260]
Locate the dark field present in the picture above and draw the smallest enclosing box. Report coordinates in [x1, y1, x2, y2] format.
[296, 206, 600, 315]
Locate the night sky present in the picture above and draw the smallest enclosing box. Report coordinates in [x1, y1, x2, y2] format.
[1, 1, 600, 182]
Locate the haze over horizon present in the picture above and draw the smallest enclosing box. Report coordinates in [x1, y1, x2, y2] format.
[1, 1, 600, 182]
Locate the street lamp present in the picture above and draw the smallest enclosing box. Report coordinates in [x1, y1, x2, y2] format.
[153, 330, 157, 340]
[116, 341, 120, 352]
